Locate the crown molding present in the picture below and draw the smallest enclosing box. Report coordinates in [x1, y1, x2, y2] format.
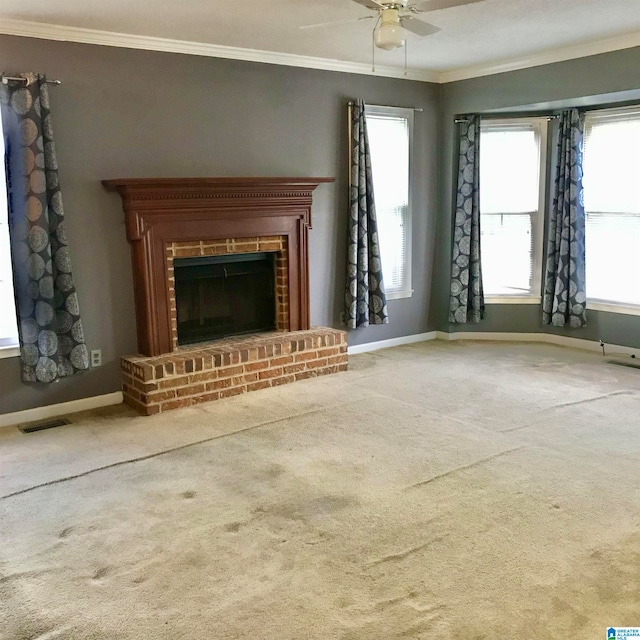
[438, 30, 640, 83]
[2, 18, 640, 85]
[0, 18, 440, 83]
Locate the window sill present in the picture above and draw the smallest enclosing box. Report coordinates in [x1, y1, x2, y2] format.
[587, 301, 640, 316]
[386, 289, 414, 301]
[485, 296, 541, 305]
[0, 345, 19, 359]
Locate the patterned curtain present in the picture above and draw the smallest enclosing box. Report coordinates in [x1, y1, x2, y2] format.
[542, 109, 587, 328]
[1, 73, 89, 383]
[345, 99, 388, 329]
[449, 115, 484, 323]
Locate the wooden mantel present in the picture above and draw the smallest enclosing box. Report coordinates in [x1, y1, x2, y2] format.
[103, 177, 334, 356]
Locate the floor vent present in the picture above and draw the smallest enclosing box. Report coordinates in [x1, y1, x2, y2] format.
[19, 418, 71, 434]
[606, 358, 640, 370]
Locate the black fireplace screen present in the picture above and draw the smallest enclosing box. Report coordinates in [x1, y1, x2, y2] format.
[174, 252, 276, 345]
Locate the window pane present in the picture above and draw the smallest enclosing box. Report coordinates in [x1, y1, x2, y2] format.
[586, 212, 640, 305]
[480, 128, 539, 214]
[0, 122, 19, 346]
[480, 213, 533, 295]
[584, 111, 640, 307]
[366, 113, 410, 293]
[479, 121, 544, 298]
[584, 119, 640, 214]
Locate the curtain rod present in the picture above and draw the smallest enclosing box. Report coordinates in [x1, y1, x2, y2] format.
[348, 101, 423, 113]
[1, 75, 62, 86]
[454, 113, 559, 124]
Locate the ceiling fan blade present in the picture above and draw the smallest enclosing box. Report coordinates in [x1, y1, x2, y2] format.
[350, 0, 387, 10]
[408, 0, 486, 13]
[299, 15, 374, 30]
[399, 16, 441, 36]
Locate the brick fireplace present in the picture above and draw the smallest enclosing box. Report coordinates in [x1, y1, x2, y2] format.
[103, 177, 347, 415]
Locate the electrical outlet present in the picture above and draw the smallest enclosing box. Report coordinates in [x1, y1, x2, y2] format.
[90, 349, 102, 367]
[339, 312, 346, 326]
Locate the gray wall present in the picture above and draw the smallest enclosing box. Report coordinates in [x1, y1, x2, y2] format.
[434, 47, 640, 347]
[0, 35, 440, 414]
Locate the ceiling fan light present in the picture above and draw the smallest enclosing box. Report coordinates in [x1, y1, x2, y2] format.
[374, 9, 406, 50]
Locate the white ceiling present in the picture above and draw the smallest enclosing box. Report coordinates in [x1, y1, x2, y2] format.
[2, 0, 640, 82]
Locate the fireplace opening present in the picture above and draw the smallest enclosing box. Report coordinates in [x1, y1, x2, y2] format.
[174, 252, 276, 345]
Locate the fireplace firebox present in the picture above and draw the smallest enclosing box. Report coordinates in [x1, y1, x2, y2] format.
[174, 252, 276, 345]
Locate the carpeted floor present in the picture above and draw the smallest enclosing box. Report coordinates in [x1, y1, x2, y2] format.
[1, 340, 639, 639]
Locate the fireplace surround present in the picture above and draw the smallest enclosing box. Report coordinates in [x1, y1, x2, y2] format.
[104, 177, 347, 415]
[103, 177, 334, 357]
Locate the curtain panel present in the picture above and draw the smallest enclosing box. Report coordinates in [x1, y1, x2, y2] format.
[344, 99, 389, 329]
[542, 109, 587, 328]
[449, 115, 484, 324]
[1, 73, 89, 383]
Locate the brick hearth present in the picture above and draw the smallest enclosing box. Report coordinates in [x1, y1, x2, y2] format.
[121, 328, 347, 415]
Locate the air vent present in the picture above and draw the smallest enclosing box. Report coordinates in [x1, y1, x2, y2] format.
[19, 418, 71, 434]
[606, 359, 640, 370]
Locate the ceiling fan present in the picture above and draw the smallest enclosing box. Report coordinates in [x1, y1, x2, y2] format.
[301, 0, 486, 51]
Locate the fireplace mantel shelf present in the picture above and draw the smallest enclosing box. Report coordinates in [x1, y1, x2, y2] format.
[104, 177, 334, 357]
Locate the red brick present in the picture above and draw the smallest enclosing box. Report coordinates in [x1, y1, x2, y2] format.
[193, 391, 220, 404]
[219, 387, 245, 399]
[294, 351, 318, 363]
[189, 372, 217, 384]
[206, 378, 233, 391]
[177, 383, 205, 398]
[306, 358, 328, 369]
[159, 377, 187, 389]
[145, 390, 177, 403]
[246, 380, 272, 392]
[219, 365, 244, 377]
[174, 247, 202, 258]
[258, 367, 283, 380]
[160, 398, 193, 411]
[295, 370, 318, 381]
[283, 363, 305, 374]
[271, 375, 295, 387]
[270, 355, 293, 367]
[133, 378, 159, 392]
[317, 347, 340, 358]
[244, 360, 270, 372]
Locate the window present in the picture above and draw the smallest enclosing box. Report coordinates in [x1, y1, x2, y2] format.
[365, 105, 413, 300]
[479, 118, 547, 301]
[584, 107, 640, 310]
[0, 122, 19, 354]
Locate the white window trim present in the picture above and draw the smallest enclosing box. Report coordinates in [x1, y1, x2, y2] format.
[366, 104, 413, 301]
[485, 296, 541, 305]
[587, 301, 640, 316]
[0, 345, 19, 359]
[386, 289, 414, 301]
[480, 117, 549, 301]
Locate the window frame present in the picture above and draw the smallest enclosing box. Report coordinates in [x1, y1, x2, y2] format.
[583, 105, 640, 315]
[479, 116, 548, 304]
[365, 104, 414, 301]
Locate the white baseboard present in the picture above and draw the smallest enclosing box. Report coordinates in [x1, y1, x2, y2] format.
[348, 331, 437, 355]
[435, 330, 639, 357]
[0, 391, 123, 429]
[347, 329, 639, 358]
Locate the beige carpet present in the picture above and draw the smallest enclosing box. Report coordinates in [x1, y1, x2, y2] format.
[1, 340, 639, 639]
